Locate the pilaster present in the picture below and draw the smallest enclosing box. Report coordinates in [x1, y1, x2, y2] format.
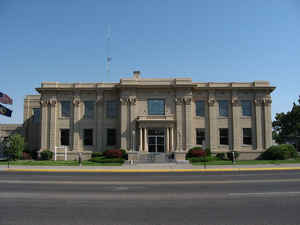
[208, 93, 217, 150]
[184, 96, 192, 150]
[120, 97, 128, 149]
[263, 96, 272, 149]
[232, 95, 240, 151]
[96, 91, 103, 152]
[254, 98, 263, 150]
[129, 96, 136, 151]
[40, 98, 49, 150]
[49, 98, 57, 152]
[72, 96, 80, 151]
[175, 97, 183, 151]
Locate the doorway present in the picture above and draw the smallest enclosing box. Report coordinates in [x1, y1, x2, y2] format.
[148, 128, 165, 153]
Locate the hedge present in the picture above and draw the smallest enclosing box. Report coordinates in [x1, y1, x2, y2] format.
[189, 156, 217, 163]
[261, 144, 297, 160]
[40, 150, 53, 160]
[89, 157, 125, 163]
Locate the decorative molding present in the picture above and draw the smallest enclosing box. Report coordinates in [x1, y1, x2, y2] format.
[254, 98, 263, 106]
[120, 97, 128, 105]
[72, 97, 80, 106]
[128, 97, 136, 105]
[263, 96, 272, 106]
[175, 97, 183, 105]
[208, 97, 216, 106]
[231, 96, 240, 106]
[50, 99, 57, 106]
[40, 98, 48, 106]
[183, 97, 192, 105]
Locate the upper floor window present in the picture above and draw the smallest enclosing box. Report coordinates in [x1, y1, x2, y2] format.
[196, 128, 205, 145]
[241, 100, 252, 116]
[243, 128, 252, 145]
[106, 101, 118, 118]
[61, 101, 71, 117]
[148, 99, 165, 115]
[60, 129, 70, 146]
[83, 129, 93, 146]
[195, 100, 205, 116]
[84, 101, 94, 119]
[219, 128, 229, 145]
[32, 108, 40, 122]
[107, 128, 116, 146]
[219, 100, 229, 117]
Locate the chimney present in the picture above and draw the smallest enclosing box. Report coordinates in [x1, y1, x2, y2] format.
[133, 70, 141, 79]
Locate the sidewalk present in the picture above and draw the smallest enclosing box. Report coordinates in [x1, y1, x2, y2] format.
[2, 163, 300, 172]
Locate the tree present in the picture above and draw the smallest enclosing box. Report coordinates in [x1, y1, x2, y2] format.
[3, 134, 25, 160]
[273, 96, 300, 146]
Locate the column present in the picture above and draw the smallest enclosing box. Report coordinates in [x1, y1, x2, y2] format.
[49, 99, 57, 152]
[96, 93, 103, 152]
[72, 98, 80, 151]
[208, 94, 217, 150]
[232, 97, 240, 151]
[144, 128, 148, 152]
[166, 127, 170, 152]
[139, 127, 143, 151]
[170, 127, 174, 152]
[40, 99, 48, 150]
[175, 98, 183, 151]
[255, 98, 263, 150]
[264, 97, 272, 149]
[129, 97, 136, 151]
[120, 97, 128, 149]
[184, 97, 192, 150]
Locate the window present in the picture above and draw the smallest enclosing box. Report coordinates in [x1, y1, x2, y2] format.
[241, 100, 252, 116]
[196, 128, 205, 145]
[219, 100, 229, 117]
[148, 99, 165, 115]
[61, 101, 71, 117]
[243, 128, 252, 145]
[32, 108, 40, 122]
[106, 101, 118, 118]
[107, 129, 116, 146]
[219, 128, 229, 145]
[60, 129, 69, 146]
[83, 129, 93, 146]
[196, 101, 205, 116]
[84, 101, 94, 119]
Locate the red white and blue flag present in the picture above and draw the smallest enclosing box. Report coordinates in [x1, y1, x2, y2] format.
[0, 92, 13, 105]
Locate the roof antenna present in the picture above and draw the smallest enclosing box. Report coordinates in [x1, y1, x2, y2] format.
[106, 25, 112, 82]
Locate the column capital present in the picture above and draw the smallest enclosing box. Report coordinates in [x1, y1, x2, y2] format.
[128, 97, 136, 105]
[208, 97, 216, 106]
[120, 97, 129, 105]
[231, 96, 240, 106]
[50, 99, 57, 106]
[72, 98, 80, 106]
[175, 97, 184, 105]
[183, 97, 192, 105]
[263, 96, 272, 106]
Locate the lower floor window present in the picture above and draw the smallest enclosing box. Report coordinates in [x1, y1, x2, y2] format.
[60, 129, 69, 146]
[107, 129, 116, 146]
[196, 128, 205, 145]
[219, 128, 229, 145]
[243, 128, 252, 145]
[84, 129, 93, 146]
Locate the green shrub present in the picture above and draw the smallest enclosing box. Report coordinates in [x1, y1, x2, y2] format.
[120, 149, 128, 160]
[89, 157, 124, 163]
[261, 144, 297, 160]
[227, 151, 239, 161]
[189, 156, 217, 163]
[40, 150, 53, 160]
[216, 153, 226, 160]
[280, 144, 297, 159]
[205, 147, 211, 157]
[91, 152, 103, 158]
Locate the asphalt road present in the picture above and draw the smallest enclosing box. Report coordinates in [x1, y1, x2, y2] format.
[1, 170, 300, 225]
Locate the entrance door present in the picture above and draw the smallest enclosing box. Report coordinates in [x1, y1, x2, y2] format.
[148, 128, 165, 153]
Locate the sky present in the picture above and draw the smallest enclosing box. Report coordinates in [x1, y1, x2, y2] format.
[0, 0, 300, 124]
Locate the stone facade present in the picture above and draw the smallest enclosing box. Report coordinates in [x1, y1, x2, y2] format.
[22, 71, 275, 160]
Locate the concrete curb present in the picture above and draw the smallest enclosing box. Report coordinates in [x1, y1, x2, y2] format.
[4, 167, 300, 173]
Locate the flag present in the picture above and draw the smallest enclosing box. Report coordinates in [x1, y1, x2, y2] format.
[0, 104, 12, 117]
[0, 92, 13, 105]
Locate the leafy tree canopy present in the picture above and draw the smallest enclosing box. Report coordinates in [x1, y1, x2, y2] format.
[2, 134, 25, 160]
[273, 96, 300, 144]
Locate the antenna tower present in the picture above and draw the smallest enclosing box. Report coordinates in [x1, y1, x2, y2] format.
[106, 25, 112, 81]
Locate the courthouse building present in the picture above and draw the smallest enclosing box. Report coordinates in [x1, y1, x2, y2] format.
[23, 71, 275, 161]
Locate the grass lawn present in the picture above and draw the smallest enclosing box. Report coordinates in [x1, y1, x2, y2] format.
[191, 158, 300, 166]
[0, 160, 123, 166]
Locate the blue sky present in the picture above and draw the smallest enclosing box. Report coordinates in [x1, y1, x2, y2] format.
[0, 0, 299, 124]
